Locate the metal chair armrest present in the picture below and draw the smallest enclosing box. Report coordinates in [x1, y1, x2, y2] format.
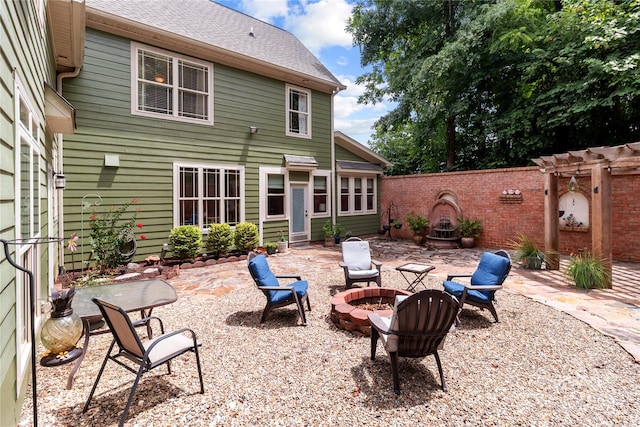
[461, 283, 502, 291]
[258, 285, 295, 291]
[143, 328, 199, 360]
[132, 316, 165, 335]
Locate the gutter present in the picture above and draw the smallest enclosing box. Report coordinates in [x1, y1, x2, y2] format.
[56, 68, 81, 267]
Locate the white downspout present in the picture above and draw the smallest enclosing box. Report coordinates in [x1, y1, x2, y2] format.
[56, 68, 81, 268]
[330, 87, 341, 224]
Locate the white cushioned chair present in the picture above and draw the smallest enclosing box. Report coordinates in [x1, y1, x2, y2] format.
[339, 237, 382, 289]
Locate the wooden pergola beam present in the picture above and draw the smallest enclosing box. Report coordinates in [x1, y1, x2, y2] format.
[532, 141, 640, 288]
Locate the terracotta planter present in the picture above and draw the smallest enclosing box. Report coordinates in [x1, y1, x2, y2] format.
[324, 236, 335, 247]
[460, 237, 475, 248]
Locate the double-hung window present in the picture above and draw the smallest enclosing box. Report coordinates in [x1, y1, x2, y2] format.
[132, 42, 213, 125]
[267, 174, 285, 216]
[338, 176, 377, 215]
[175, 164, 243, 229]
[313, 175, 328, 214]
[286, 84, 311, 138]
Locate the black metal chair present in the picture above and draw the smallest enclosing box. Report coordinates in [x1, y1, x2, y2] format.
[83, 298, 204, 427]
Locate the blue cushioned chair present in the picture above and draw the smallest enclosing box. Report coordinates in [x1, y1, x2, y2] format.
[247, 253, 311, 325]
[443, 250, 511, 323]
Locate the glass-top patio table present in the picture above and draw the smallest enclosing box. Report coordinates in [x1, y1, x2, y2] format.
[63, 279, 178, 389]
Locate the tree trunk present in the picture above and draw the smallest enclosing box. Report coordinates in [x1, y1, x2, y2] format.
[446, 116, 456, 170]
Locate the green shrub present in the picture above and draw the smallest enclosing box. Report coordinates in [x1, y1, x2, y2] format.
[565, 251, 610, 289]
[234, 222, 259, 252]
[88, 198, 143, 273]
[168, 225, 202, 261]
[205, 223, 234, 256]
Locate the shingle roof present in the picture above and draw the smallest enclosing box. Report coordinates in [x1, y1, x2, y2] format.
[87, 0, 343, 89]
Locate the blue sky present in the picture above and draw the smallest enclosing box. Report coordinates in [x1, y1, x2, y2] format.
[216, 0, 391, 145]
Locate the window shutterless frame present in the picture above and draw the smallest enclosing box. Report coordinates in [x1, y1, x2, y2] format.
[285, 84, 311, 138]
[131, 42, 214, 126]
[337, 175, 378, 215]
[173, 163, 244, 230]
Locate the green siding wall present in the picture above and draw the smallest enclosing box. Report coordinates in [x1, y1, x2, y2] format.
[333, 145, 383, 237]
[62, 29, 334, 263]
[1, 1, 57, 424]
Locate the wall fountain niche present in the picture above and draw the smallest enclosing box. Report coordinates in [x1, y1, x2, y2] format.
[425, 193, 463, 248]
[559, 190, 589, 231]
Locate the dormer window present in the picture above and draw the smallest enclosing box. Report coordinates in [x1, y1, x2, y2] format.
[131, 42, 213, 125]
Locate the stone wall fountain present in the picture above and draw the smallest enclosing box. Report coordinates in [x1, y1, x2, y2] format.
[425, 197, 462, 248]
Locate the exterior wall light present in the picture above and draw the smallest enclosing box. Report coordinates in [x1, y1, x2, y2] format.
[53, 172, 66, 190]
[249, 126, 258, 134]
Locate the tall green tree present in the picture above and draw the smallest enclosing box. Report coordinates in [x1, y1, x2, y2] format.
[348, 0, 640, 174]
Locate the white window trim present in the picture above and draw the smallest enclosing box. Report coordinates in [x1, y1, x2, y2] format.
[285, 84, 312, 139]
[311, 170, 331, 217]
[14, 74, 43, 395]
[172, 162, 245, 230]
[338, 174, 378, 216]
[131, 42, 214, 126]
[260, 167, 289, 220]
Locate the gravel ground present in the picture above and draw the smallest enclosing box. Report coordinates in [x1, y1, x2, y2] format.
[22, 268, 640, 426]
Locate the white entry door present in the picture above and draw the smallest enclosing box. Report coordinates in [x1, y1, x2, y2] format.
[290, 184, 309, 243]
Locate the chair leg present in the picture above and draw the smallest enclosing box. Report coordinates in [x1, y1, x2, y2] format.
[370, 328, 379, 360]
[455, 289, 469, 325]
[260, 303, 273, 323]
[306, 294, 311, 312]
[193, 341, 205, 394]
[294, 294, 307, 326]
[486, 302, 499, 322]
[433, 351, 447, 392]
[119, 364, 146, 427]
[83, 339, 116, 413]
[390, 352, 400, 394]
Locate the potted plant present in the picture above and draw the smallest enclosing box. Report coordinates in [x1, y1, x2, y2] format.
[332, 222, 344, 244]
[457, 218, 483, 248]
[264, 241, 277, 255]
[406, 213, 429, 245]
[509, 234, 546, 269]
[277, 230, 288, 253]
[565, 250, 610, 289]
[323, 219, 336, 247]
[390, 219, 402, 229]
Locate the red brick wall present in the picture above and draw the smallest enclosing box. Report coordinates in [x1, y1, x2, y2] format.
[381, 167, 640, 262]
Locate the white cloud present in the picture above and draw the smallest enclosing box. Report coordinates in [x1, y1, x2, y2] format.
[240, 0, 353, 54]
[283, 0, 354, 53]
[240, 0, 288, 21]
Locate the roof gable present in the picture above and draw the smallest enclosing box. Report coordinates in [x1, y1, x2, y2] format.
[86, 0, 344, 93]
